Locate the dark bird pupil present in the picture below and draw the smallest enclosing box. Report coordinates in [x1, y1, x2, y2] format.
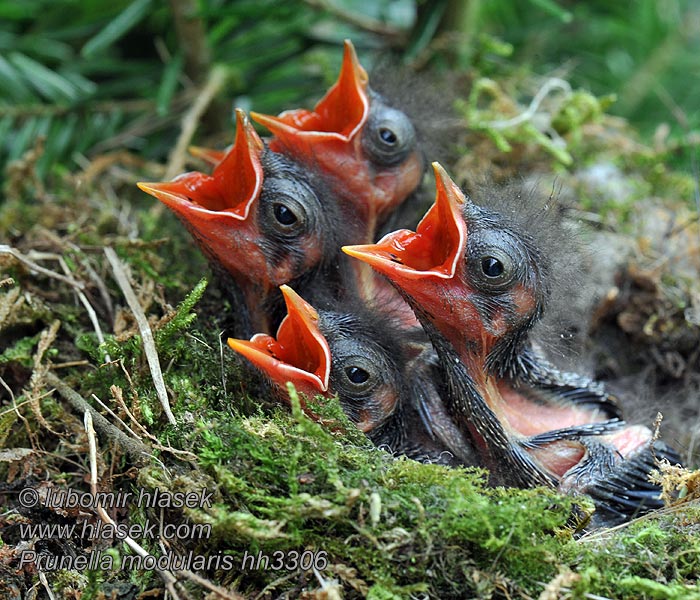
[345, 366, 369, 384]
[482, 257, 504, 278]
[379, 127, 397, 145]
[273, 203, 297, 225]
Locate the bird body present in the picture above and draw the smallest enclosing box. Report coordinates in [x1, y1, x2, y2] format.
[344, 163, 680, 522]
[161, 41, 428, 327]
[228, 285, 475, 467]
[137, 40, 680, 527]
[139, 110, 359, 336]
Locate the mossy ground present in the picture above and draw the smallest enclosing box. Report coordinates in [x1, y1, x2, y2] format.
[1, 71, 700, 599]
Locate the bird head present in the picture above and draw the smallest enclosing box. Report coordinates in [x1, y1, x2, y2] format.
[228, 286, 413, 433]
[138, 109, 266, 278]
[227, 285, 331, 401]
[344, 162, 550, 365]
[251, 40, 424, 233]
[139, 110, 342, 307]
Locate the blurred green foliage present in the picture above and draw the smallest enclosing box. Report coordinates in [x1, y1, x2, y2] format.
[478, 0, 699, 138]
[0, 0, 697, 183]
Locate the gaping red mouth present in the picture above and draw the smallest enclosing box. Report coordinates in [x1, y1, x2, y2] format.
[138, 109, 264, 219]
[227, 285, 331, 395]
[251, 39, 369, 145]
[343, 162, 467, 279]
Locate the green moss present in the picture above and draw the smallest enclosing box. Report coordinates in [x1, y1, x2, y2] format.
[457, 78, 615, 167]
[154, 277, 208, 352]
[552, 90, 615, 138]
[0, 333, 41, 367]
[562, 508, 700, 598]
[118, 378, 588, 597]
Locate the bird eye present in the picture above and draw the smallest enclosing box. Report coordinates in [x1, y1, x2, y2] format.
[475, 250, 515, 290]
[273, 202, 297, 226]
[379, 127, 397, 145]
[333, 353, 380, 396]
[345, 365, 369, 384]
[468, 243, 518, 292]
[362, 102, 417, 167]
[261, 176, 316, 238]
[481, 256, 504, 278]
[325, 333, 398, 430]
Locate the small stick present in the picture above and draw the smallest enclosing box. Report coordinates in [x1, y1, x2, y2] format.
[104, 247, 176, 425]
[91, 392, 143, 443]
[0, 245, 82, 288]
[38, 572, 57, 600]
[1, 246, 111, 363]
[85, 413, 234, 598]
[46, 372, 150, 462]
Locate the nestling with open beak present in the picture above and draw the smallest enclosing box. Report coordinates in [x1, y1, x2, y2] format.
[251, 40, 425, 244]
[138, 110, 357, 337]
[227, 285, 475, 466]
[344, 162, 681, 525]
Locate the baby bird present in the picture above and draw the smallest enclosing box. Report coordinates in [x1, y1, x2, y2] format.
[251, 40, 425, 244]
[227, 285, 475, 467]
[138, 110, 353, 337]
[344, 162, 680, 525]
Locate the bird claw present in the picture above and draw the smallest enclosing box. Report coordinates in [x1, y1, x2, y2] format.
[519, 418, 626, 449]
[565, 441, 680, 526]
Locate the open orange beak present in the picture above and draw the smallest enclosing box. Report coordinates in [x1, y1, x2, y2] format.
[137, 110, 270, 286]
[252, 40, 422, 234]
[342, 163, 481, 347]
[251, 39, 369, 148]
[138, 109, 263, 220]
[343, 163, 467, 281]
[227, 285, 331, 399]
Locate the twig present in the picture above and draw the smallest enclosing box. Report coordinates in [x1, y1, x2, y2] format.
[112, 367, 197, 460]
[0, 376, 38, 447]
[91, 392, 143, 443]
[104, 247, 176, 425]
[53, 258, 105, 351]
[28, 320, 63, 437]
[50, 360, 92, 369]
[68, 241, 115, 321]
[482, 77, 572, 130]
[84, 411, 182, 600]
[0, 245, 83, 288]
[38, 572, 57, 600]
[46, 371, 150, 462]
[179, 570, 246, 600]
[110, 382, 153, 439]
[109, 384, 197, 460]
[164, 66, 229, 181]
[85, 412, 237, 599]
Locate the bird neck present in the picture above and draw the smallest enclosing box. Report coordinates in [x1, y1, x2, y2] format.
[419, 319, 555, 488]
